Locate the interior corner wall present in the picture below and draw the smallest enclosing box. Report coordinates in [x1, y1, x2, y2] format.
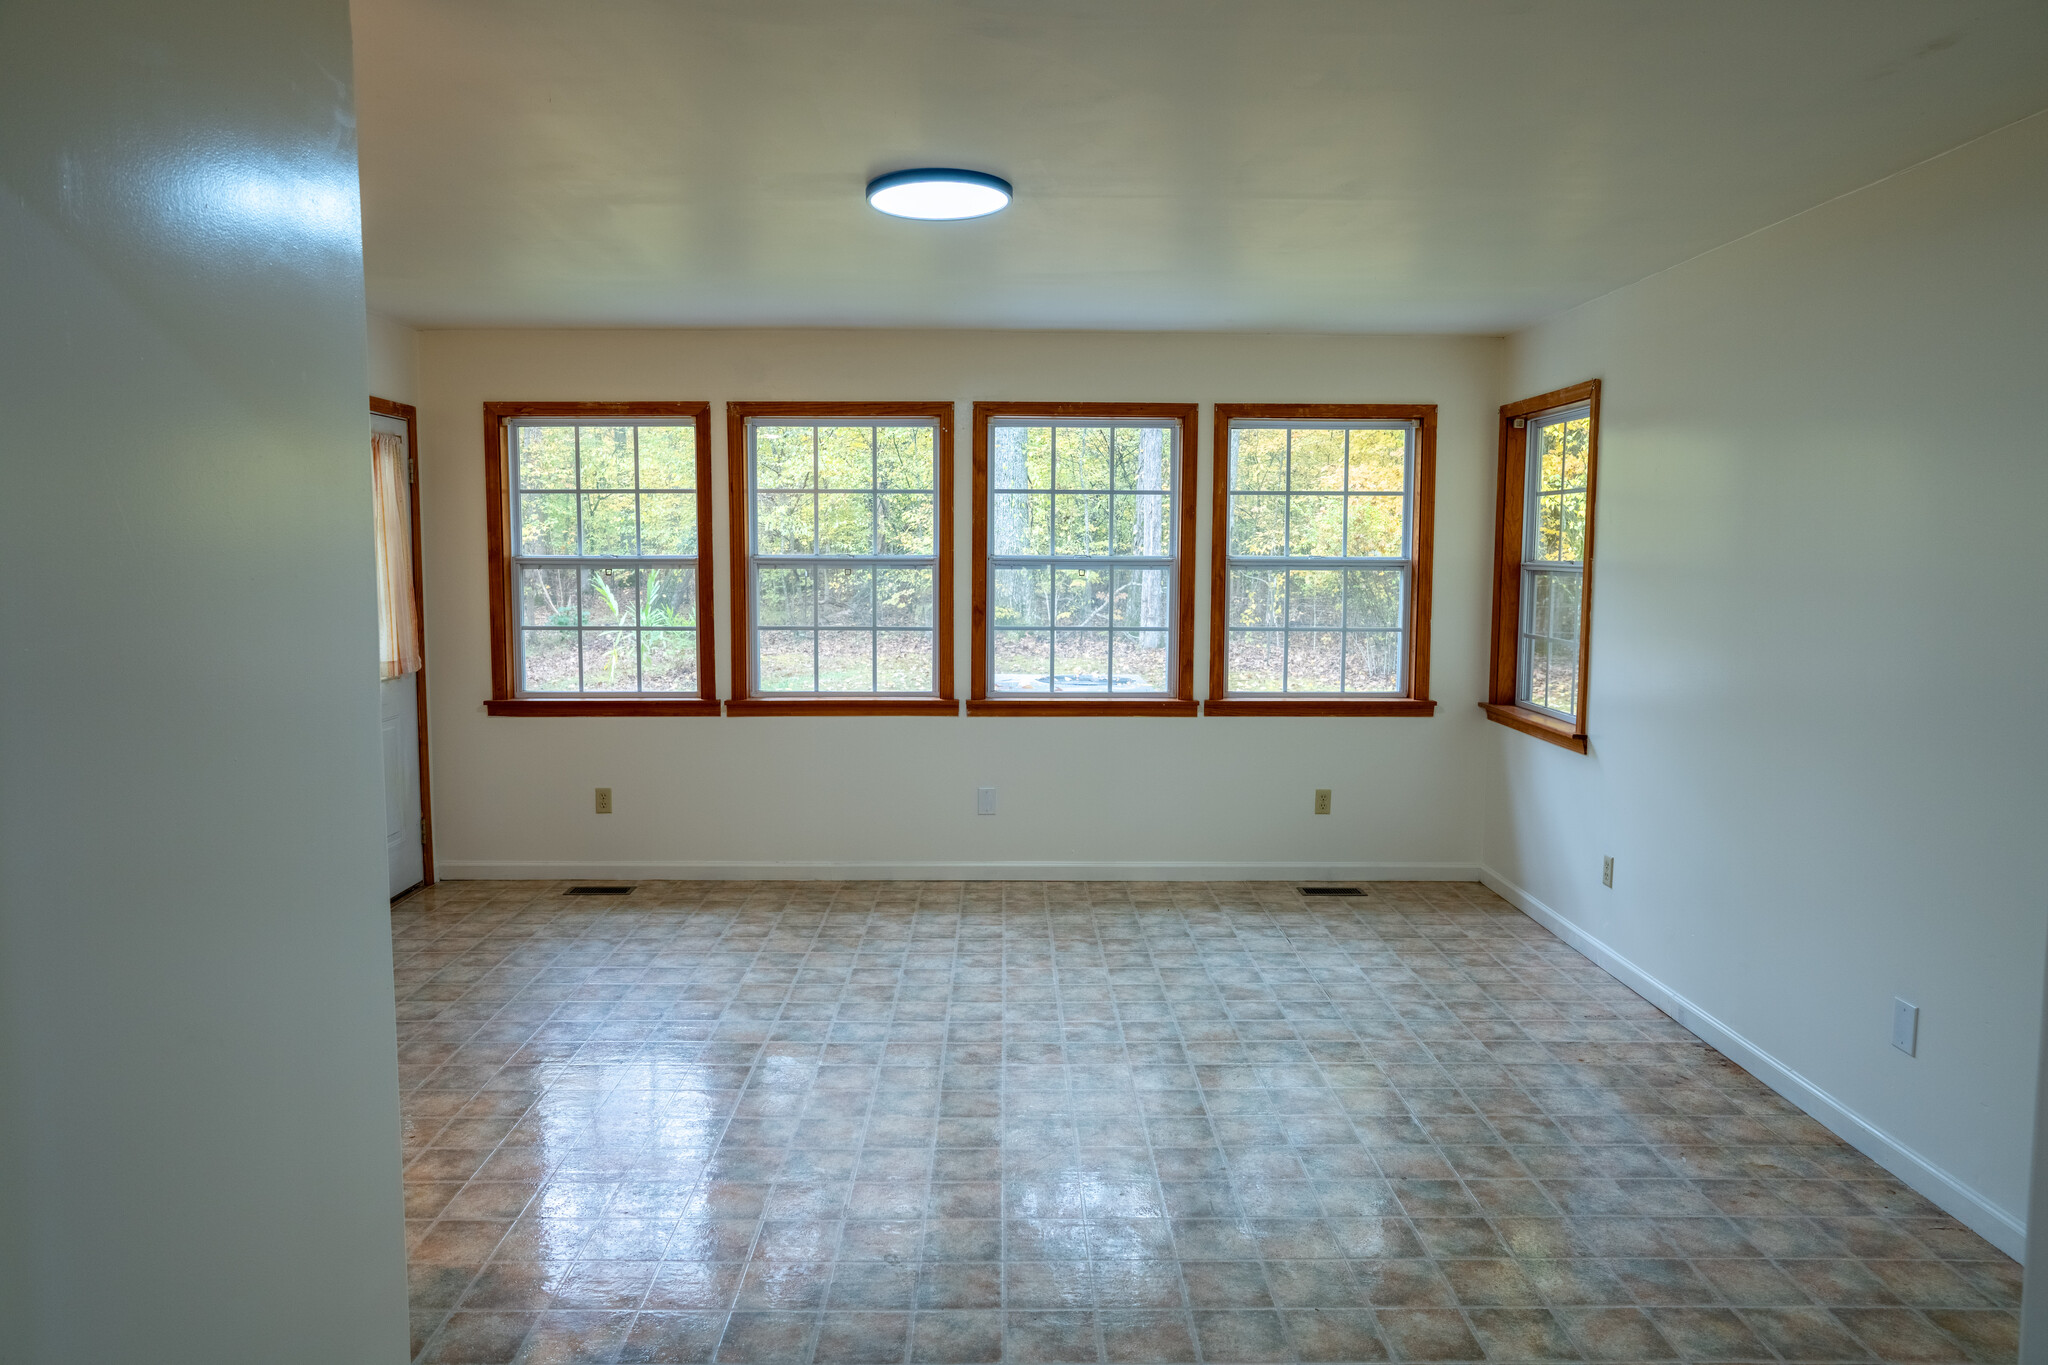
[0, 1, 409, 1360]
[1482, 111, 2048, 1257]
[414, 329, 1502, 880]
[369, 310, 421, 406]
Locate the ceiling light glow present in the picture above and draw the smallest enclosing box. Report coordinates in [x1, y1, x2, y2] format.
[866, 168, 1011, 220]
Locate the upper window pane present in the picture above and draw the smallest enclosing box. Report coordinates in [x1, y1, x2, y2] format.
[1524, 406, 1591, 566]
[512, 422, 698, 558]
[1227, 424, 1412, 561]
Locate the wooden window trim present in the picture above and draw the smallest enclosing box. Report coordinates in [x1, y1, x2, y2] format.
[1483, 379, 1600, 753]
[969, 402, 1200, 718]
[483, 401, 720, 718]
[371, 395, 437, 889]
[725, 401, 956, 717]
[1205, 403, 1438, 718]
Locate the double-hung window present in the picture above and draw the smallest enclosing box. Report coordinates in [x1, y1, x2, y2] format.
[726, 402, 955, 715]
[1485, 381, 1600, 750]
[484, 402, 717, 716]
[1208, 405, 1437, 716]
[970, 403, 1197, 716]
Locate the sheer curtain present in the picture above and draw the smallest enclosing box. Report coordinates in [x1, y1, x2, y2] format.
[373, 429, 422, 679]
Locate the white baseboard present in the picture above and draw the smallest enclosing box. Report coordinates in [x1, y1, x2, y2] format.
[1479, 864, 2027, 1261]
[434, 859, 1482, 883]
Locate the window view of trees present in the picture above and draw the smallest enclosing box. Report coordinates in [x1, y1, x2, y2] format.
[1519, 409, 1589, 717]
[514, 422, 698, 694]
[1221, 424, 1412, 694]
[988, 422, 1175, 693]
[750, 422, 937, 694]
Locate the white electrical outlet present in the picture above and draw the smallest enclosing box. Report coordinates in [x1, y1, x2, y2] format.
[595, 787, 613, 814]
[976, 787, 997, 815]
[1313, 789, 1332, 815]
[1602, 856, 1614, 888]
[1892, 998, 1918, 1056]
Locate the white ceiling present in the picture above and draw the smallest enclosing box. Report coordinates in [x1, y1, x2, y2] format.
[352, 0, 2048, 333]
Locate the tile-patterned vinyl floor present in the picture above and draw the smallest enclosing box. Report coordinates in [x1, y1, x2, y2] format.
[394, 881, 2021, 1364]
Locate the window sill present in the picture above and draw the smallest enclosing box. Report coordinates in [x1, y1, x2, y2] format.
[486, 697, 721, 717]
[1205, 697, 1437, 717]
[968, 697, 1199, 717]
[1480, 701, 1588, 752]
[728, 697, 958, 717]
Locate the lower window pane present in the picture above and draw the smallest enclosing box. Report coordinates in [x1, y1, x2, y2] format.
[582, 566, 638, 626]
[642, 629, 697, 693]
[1052, 566, 1111, 628]
[759, 629, 816, 691]
[1522, 636, 1547, 708]
[643, 564, 696, 627]
[820, 565, 874, 626]
[520, 565, 578, 627]
[817, 629, 875, 691]
[757, 565, 816, 626]
[522, 629, 579, 691]
[1052, 628, 1110, 690]
[993, 565, 1051, 627]
[1227, 568, 1284, 628]
[1546, 639, 1579, 716]
[1344, 631, 1399, 694]
[1111, 566, 1171, 630]
[1111, 630, 1168, 692]
[1345, 568, 1402, 630]
[1285, 630, 1342, 692]
[877, 630, 932, 692]
[1227, 630, 1284, 693]
[1549, 571, 1581, 638]
[1286, 569, 1344, 627]
[993, 630, 1051, 691]
[877, 566, 933, 626]
[581, 630, 637, 692]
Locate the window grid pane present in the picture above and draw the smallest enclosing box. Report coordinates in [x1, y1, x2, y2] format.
[989, 421, 1177, 695]
[750, 419, 938, 696]
[1223, 422, 1414, 696]
[511, 420, 700, 697]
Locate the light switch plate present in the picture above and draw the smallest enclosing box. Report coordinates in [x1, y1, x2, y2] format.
[976, 787, 997, 815]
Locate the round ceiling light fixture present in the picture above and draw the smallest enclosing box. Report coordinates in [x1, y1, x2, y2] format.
[866, 167, 1012, 220]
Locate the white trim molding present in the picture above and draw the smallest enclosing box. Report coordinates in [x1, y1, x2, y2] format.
[435, 859, 1482, 883]
[1480, 864, 2027, 1261]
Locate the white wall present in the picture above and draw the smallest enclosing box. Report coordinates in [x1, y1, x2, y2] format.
[1482, 112, 2048, 1257]
[368, 309, 420, 406]
[0, 1, 408, 1360]
[416, 329, 1503, 878]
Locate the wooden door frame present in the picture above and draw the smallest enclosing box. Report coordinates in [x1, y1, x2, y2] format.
[372, 396, 436, 895]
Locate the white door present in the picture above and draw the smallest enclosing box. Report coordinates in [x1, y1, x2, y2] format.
[383, 670, 423, 896]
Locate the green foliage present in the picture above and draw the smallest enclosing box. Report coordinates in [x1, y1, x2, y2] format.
[1290, 428, 1345, 491]
[1232, 429, 1286, 491]
[637, 425, 696, 488]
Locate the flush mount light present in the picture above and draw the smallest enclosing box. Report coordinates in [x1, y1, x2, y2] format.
[866, 168, 1012, 220]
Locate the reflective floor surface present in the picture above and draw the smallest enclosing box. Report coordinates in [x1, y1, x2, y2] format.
[394, 881, 2020, 1363]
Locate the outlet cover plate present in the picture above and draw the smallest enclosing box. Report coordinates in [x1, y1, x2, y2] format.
[1892, 998, 1918, 1056]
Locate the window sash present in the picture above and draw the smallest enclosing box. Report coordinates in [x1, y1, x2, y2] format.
[1222, 420, 1416, 697]
[509, 418, 702, 697]
[986, 419, 1181, 696]
[1517, 563, 1582, 719]
[1521, 402, 1591, 567]
[747, 418, 940, 697]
